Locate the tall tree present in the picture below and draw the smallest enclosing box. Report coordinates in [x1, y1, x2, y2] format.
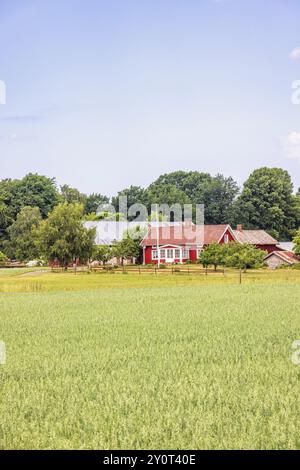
[60, 184, 87, 205]
[150, 171, 239, 223]
[84, 193, 109, 214]
[293, 229, 300, 255]
[11, 173, 59, 218]
[38, 203, 96, 266]
[4, 206, 42, 261]
[144, 183, 191, 219]
[233, 167, 295, 239]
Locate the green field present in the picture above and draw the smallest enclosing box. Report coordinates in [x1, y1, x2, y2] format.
[1, 269, 300, 449]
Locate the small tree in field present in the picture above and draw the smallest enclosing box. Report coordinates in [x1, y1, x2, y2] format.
[224, 243, 266, 271]
[293, 229, 300, 255]
[0, 251, 7, 266]
[199, 243, 225, 271]
[38, 203, 96, 267]
[93, 245, 113, 265]
[112, 226, 145, 265]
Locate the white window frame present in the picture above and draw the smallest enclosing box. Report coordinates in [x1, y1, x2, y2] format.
[182, 248, 189, 259]
[175, 248, 180, 258]
[167, 248, 173, 259]
[224, 234, 229, 244]
[160, 249, 166, 259]
[152, 250, 158, 260]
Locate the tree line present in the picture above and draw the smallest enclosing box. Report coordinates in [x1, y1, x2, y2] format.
[0, 167, 299, 264]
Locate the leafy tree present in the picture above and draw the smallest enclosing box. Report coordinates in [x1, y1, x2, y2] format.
[293, 229, 300, 256]
[204, 174, 239, 224]
[232, 168, 295, 239]
[0, 202, 13, 246]
[144, 183, 191, 220]
[93, 245, 113, 265]
[0, 251, 7, 265]
[224, 243, 266, 271]
[60, 184, 86, 205]
[11, 173, 59, 218]
[150, 171, 239, 224]
[199, 243, 225, 271]
[112, 228, 143, 264]
[112, 186, 147, 214]
[4, 207, 41, 261]
[38, 203, 96, 266]
[84, 211, 126, 221]
[292, 194, 300, 235]
[0, 180, 18, 245]
[85, 193, 109, 214]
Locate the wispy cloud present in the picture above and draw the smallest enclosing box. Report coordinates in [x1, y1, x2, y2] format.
[283, 132, 300, 162]
[0, 114, 41, 123]
[289, 48, 300, 60]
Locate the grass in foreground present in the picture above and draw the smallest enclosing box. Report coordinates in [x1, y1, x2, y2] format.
[0, 272, 300, 449]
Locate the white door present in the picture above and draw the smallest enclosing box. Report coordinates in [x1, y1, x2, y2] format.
[166, 248, 174, 263]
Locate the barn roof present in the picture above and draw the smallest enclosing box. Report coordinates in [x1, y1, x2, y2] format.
[140, 224, 233, 247]
[233, 229, 278, 245]
[264, 250, 300, 265]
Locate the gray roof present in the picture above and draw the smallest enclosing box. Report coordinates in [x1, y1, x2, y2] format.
[233, 229, 278, 245]
[277, 242, 295, 252]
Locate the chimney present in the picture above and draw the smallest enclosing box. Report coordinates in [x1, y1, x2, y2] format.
[237, 224, 243, 232]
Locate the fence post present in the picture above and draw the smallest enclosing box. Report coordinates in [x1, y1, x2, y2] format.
[239, 269, 242, 284]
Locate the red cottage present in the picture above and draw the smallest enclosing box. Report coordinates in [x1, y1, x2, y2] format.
[140, 223, 235, 265]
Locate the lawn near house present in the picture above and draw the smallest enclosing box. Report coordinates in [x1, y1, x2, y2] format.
[0, 270, 300, 449]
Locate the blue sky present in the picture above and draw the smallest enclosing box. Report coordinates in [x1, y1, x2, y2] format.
[0, 0, 300, 195]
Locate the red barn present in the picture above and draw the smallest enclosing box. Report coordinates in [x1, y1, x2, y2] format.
[233, 225, 278, 254]
[140, 223, 235, 265]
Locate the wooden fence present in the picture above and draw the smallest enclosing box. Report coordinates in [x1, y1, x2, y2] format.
[51, 265, 226, 275]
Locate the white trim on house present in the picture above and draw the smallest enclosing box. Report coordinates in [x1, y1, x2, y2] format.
[151, 245, 190, 263]
[217, 225, 236, 244]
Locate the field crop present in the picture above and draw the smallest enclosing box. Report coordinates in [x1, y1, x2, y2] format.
[0, 270, 300, 449]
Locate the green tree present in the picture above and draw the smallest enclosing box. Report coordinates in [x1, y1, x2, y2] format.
[0, 202, 13, 245]
[93, 245, 113, 265]
[11, 173, 59, 218]
[149, 171, 239, 223]
[112, 186, 147, 215]
[199, 243, 225, 271]
[293, 229, 300, 256]
[224, 243, 266, 271]
[0, 180, 18, 246]
[112, 229, 143, 265]
[232, 167, 295, 239]
[144, 183, 191, 220]
[60, 184, 87, 205]
[0, 251, 7, 265]
[4, 206, 42, 261]
[84, 193, 109, 214]
[38, 203, 96, 267]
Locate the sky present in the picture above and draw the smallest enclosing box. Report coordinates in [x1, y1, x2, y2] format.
[0, 0, 300, 196]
